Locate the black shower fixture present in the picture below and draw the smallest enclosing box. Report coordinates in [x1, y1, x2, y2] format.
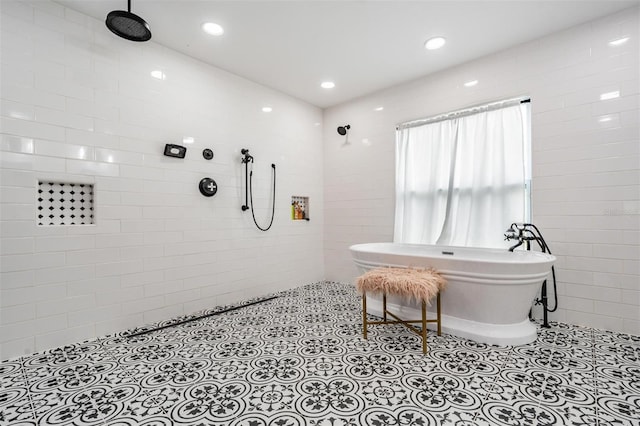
[337, 124, 351, 136]
[240, 149, 276, 232]
[202, 148, 214, 160]
[106, 0, 152, 42]
[241, 148, 253, 164]
[504, 223, 558, 329]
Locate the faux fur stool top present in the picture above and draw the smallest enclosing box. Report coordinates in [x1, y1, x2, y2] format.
[355, 267, 447, 303]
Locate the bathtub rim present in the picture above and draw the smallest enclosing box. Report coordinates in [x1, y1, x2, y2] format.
[352, 258, 552, 286]
[349, 242, 556, 266]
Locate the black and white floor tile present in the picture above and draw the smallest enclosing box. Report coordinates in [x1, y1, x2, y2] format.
[1, 281, 639, 425]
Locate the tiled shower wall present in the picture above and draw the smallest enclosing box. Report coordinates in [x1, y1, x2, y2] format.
[0, 0, 324, 360]
[324, 7, 639, 334]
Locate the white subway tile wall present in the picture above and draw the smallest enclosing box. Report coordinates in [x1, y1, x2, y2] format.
[323, 6, 639, 335]
[0, 0, 324, 360]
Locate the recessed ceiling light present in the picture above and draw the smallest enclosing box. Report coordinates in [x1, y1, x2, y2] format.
[321, 81, 335, 89]
[150, 70, 166, 80]
[598, 116, 613, 123]
[202, 22, 224, 36]
[262, 106, 273, 113]
[374, 106, 384, 111]
[183, 136, 195, 144]
[600, 90, 620, 101]
[608, 37, 629, 46]
[424, 36, 446, 50]
[464, 80, 478, 87]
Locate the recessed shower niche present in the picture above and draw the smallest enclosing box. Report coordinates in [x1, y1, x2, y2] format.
[37, 181, 94, 226]
[291, 196, 309, 220]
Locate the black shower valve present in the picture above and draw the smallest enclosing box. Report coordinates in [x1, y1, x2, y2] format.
[202, 148, 214, 160]
[199, 177, 218, 197]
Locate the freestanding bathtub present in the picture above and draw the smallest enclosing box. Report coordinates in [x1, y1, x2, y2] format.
[350, 242, 556, 346]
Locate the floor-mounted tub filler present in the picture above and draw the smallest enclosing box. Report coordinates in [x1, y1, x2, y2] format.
[350, 242, 556, 346]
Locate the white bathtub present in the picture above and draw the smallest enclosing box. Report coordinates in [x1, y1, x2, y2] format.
[349, 242, 556, 346]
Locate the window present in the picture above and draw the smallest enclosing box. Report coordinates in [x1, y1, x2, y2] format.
[394, 99, 531, 248]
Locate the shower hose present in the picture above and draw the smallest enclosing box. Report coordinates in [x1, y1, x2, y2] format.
[248, 164, 276, 231]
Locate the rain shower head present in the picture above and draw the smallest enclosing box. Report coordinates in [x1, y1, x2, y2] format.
[106, 0, 151, 42]
[337, 124, 350, 136]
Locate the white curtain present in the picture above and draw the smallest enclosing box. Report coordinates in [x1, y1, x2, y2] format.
[394, 101, 531, 248]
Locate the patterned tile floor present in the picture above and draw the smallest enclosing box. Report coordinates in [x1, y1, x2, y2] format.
[1, 281, 639, 426]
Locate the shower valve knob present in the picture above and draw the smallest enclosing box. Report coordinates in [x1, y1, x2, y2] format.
[199, 177, 218, 197]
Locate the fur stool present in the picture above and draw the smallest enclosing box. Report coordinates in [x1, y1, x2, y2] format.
[355, 267, 447, 354]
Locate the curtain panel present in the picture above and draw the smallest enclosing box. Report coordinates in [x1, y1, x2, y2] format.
[394, 102, 531, 248]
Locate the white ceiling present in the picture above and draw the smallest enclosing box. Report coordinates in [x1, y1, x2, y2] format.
[56, 0, 638, 108]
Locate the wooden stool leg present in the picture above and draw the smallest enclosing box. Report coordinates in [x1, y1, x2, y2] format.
[421, 300, 427, 355]
[437, 292, 442, 336]
[382, 293, 387, 322]
[362, 292, 368, 340]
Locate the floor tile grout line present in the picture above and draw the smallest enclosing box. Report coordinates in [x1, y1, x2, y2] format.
[18, 355, 39, 424]
[591, 328, 600, 426]
[64, 347, 110, 426]
[530, 325, 551, 417]
[97, 335, 175, 419]
[528, 324, 570, 423]
[469, 343, 516, 422]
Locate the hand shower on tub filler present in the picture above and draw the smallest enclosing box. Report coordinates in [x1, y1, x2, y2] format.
[504, 223, 557, 328]
[240, 149, 276, 231]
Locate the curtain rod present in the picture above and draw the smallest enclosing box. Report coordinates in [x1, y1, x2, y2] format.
[397, 96, 530, 130]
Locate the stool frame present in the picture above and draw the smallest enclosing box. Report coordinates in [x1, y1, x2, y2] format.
[362, 291, 442, 354]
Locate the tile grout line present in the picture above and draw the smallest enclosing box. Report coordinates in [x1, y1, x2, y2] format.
[470, 343, 516, 423]
[591, 328, 599, 426]
[18, 355, 39, 424]
[65, 345, 109, 426]
[97, 334, 180, 418]
[523, 324, 573, 423]
[533, 326, 557, 416]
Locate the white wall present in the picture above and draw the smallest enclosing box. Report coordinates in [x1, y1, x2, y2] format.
[0, 0, 324, 360]
[324, 7, 639, 334]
